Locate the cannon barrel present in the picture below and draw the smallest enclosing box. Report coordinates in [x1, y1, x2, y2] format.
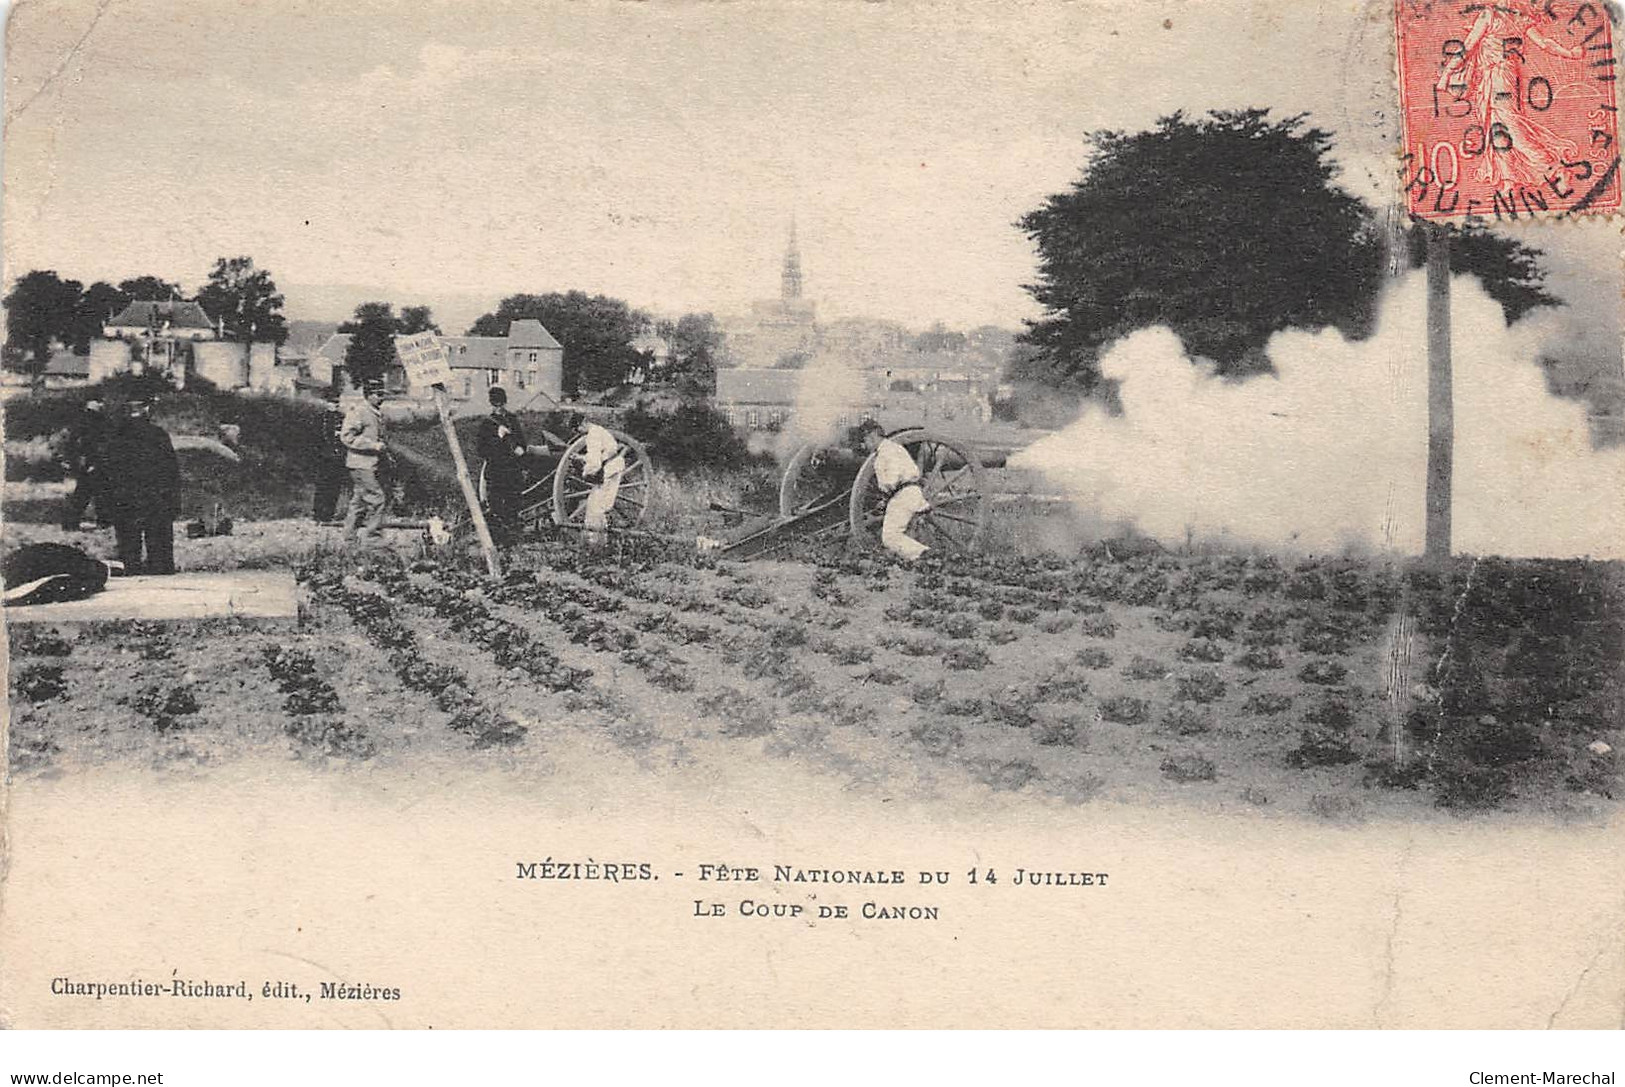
[932, 446, 1008, 471]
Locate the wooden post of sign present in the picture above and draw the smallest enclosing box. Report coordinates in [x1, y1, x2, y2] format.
[433, 384, 502, 579]
[1424, 222, 1453, 565]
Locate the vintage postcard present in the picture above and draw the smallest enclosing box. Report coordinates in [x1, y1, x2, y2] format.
[2, 0, 1622, 1031]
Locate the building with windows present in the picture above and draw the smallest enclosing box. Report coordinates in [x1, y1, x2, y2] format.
[313, 319, 564, 404]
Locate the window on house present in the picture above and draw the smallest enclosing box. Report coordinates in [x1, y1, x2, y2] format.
[458, 345, 467, 355]
[515, 371, 526, 390]
[528, 351, 537, 363]
[528, 369, 538, 388]
[462, 377, 473, 398]
[747, 409, 759, 429]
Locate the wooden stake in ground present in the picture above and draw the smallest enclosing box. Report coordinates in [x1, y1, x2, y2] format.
[396, 332, 501, 579]
[1425, 222, 1453, 564]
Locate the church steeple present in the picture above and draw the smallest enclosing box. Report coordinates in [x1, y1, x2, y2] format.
[781, 217, 803, 302]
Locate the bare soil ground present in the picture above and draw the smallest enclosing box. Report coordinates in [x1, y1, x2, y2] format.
[6, 518, 1619, 823]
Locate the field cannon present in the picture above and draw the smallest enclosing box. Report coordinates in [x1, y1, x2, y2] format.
[722, 427, 1004, 560]
[433, 427, 654, 543]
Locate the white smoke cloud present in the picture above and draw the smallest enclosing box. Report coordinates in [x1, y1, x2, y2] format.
[1010, 272, 1625, 559]
[785, 353, 869, 453]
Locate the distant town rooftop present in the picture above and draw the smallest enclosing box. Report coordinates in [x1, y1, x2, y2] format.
[106, 300, 214, 331]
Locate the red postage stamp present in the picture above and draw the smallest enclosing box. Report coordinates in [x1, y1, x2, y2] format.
[1396, 0, 1620, 220]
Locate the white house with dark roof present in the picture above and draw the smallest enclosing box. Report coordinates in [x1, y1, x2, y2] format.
[89, 299, 251, 386]
[103, 300, 218, 341]
[313, 318, 564, 404]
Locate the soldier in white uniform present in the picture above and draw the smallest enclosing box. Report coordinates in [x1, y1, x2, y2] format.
[859, 420, 931, 562]
[572, 413, 624, 551]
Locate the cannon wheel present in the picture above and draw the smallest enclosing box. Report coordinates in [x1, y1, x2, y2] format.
[551, 429, 653, 530]
[510, 430, 569, 529]
[778, 440, 866, 519]
[848, 428, 988, 552]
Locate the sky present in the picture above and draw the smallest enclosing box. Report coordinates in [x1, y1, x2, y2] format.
[2, 0, 1621, 335]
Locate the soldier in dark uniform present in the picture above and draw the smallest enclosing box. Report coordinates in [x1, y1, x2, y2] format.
[102, 397, 180, 575]
[475, 386, 529, 547]
[58, 399, 109, 531]
[311, 387, 348, 523]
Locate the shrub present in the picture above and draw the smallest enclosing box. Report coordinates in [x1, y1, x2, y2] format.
[1287, 728, 1358, 767]
[132, 683, 200, 731]
[1161, 753, 1217, 782]
[1077, 614, 1117, 639]
[1235, 646, 1284, 671]
[985, 689, 1037, 729]
[1242, 692, 1293, 715]
[1035, 669, 1091, 701]
[284, 716, 376, 759]
[12, 663, 67, 703]
[830, 642, 874, 666]
[1299, 627, 1350, 655]
[1286, 571, 1326, 600]
[972, 758, 1041, 792]
[1038, 613, 1076, 634]
[1072, 647, 1113, 670]
[1305, 696, 1355, 729]
[1189, 609, 1242, 641]
[1248, 607, 1287, 631]
[1174, 670, 1228, 704]
[944, 644, 991, 671]
[1100, 695, 1150, 725]
[1162, 704, 1212, 735]
[699, 687, 776, 737]
[1034, 715, 1081, 747]
[9, 629, 72, 657]
[1179, 638, 1227, 663]
[1123, 655, 1169, 681]
[911, 679, 946, 705]
[937, 613, 981, 639]
[1308, 793, 1362, 820]
[909, 718, 964, 757]
[619, 400, 767, 474]
[1299, 660, 1349, 686]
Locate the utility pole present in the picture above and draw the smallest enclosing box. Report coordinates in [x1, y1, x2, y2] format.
[1424, 222, 1453, 564]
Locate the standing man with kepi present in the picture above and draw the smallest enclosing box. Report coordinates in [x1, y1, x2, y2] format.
[475, 386, 529, 547]
[858, 419, 931, 563]
[102, 396, 180, 575]
[340, 380, 389, 548]
[58, 398, 109, 531]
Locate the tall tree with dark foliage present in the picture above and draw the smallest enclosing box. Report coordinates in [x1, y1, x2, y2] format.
[1018, 109, 1558, 387]
[469, 291, 647, 397]
[196, 256, 289, 345]
[3, 270, 82, 387]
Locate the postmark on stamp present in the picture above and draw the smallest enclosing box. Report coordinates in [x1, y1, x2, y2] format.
[1396, 0, 1621, 220]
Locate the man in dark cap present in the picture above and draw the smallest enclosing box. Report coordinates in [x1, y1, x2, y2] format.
[475, 385, 529, 546]
[311, 386, 348, 523]
[58, 398, 109, 531]
[101, 397, 180, 575]
[340, 380, 389, 547]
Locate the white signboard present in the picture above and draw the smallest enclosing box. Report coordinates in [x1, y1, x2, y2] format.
[395, 331, 454, 389]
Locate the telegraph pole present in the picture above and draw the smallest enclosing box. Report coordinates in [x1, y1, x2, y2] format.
[1424, 222, 1453, 564]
